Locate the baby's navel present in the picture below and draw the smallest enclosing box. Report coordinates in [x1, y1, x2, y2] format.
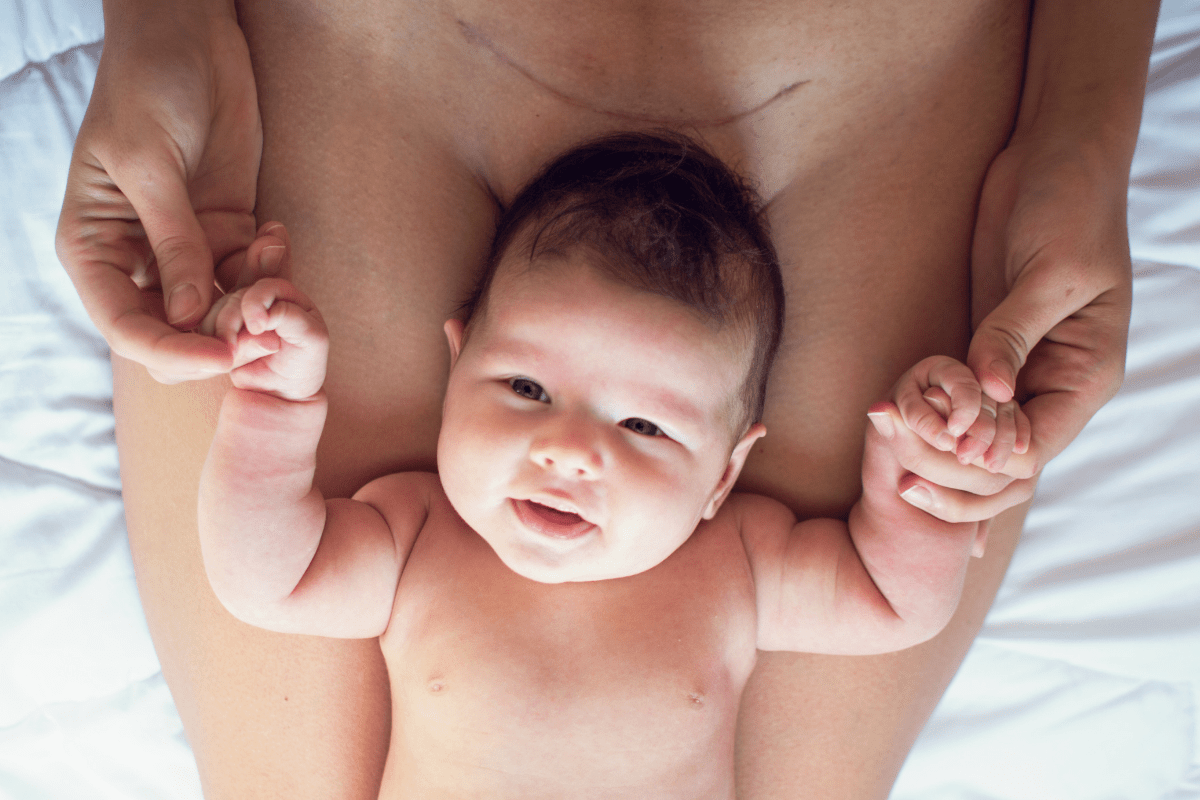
[427, 677, 447, 694]
[686, 691, 705, 709]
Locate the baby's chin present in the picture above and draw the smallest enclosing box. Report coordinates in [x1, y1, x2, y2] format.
[482, 532, 667, 584]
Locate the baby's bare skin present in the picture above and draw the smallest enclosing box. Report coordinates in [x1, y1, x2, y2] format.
[378, 482, 757, 799]
[197, 241, 1017, 798]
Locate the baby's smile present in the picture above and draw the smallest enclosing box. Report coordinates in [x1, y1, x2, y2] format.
[436, 249, 756, 583]
[510, 498, 595, 539]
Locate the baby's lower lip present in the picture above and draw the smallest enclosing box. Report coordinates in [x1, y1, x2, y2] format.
[511, 499, 596, 540]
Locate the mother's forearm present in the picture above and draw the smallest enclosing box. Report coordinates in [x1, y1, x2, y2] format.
[103, 0, 234, 23]
[1016, 0, 1160, 164]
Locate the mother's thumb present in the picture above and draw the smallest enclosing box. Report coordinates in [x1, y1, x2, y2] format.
[967, 265, 1082, 403]
[113, 152, 214, 328]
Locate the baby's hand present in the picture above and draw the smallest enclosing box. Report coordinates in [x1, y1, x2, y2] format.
[864, 356, 1036, 545]
[888, 355, 1029, 471]
[205, 278, 328, 401]
[197, 227, 327, 401]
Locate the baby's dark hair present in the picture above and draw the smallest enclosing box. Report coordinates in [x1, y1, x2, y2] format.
[461, 131, 785, 433]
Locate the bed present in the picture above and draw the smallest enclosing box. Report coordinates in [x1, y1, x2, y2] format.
[1, 1, 1196, 797]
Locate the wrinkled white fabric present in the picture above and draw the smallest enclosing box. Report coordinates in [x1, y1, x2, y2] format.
[1, 1, 1197, 798]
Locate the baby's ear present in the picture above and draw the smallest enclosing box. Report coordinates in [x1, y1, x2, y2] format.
[702, 423, 766, 520]
[444, 318, 465, 367]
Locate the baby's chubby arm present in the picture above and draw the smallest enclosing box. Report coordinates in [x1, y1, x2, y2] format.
[197, 232, 428, 638]
[738, 356, 1033, 655]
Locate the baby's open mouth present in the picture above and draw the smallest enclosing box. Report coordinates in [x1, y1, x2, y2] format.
[511, 499, 596, 539]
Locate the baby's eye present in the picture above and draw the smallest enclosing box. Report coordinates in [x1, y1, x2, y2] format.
[509, 378, 549, 402]
[622, 418, 661, 437]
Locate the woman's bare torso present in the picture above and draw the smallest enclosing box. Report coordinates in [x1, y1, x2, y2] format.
[238, 0, 1027, 512]
[380, 488, 757, 797]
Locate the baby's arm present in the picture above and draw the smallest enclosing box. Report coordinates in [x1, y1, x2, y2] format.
[739, 356, 1032, 655]
[197, 267, 428, 639]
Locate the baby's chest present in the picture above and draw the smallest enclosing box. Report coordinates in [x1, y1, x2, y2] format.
[380, 522, 758, 790]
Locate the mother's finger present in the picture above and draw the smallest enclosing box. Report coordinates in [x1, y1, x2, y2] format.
[898, 473, 1037, 524]
[105, 145, 217, 329]
[67, 248, 232, 380]
[869, 403, 1014, 495]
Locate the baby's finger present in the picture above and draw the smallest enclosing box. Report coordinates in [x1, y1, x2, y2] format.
[869, 403, 1015, 495]
[232, 327, 282, 366]
[897, 473, 1036, 523]
[214, 288, 249, 344]
[955, 397, 999, 466]
[259, 300, 325, 349]
[982, 400, 1019, 472]
[241, 279, 323, 340]
[1014, 403, 1032, 455]
[895, 363, 958, 451]
[922, 387, 951, 419]
[196, 290, 235, 338]
[926, 357, 984, 437]
[896, 356, 983, 451]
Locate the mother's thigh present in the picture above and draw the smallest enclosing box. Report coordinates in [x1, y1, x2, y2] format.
[114, 362, 393, 799]
[113, 7, 500, 800]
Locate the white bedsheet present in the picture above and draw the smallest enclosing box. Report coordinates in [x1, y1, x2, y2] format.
[1, 2, 1197, 798]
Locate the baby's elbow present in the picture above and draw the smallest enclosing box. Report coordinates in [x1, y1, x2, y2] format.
[889, 605, 956, 651]
[201, 562, 294, 633]
[207, 579, 276, 630]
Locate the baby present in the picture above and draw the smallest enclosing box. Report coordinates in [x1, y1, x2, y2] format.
[197, 133, 1026, 798]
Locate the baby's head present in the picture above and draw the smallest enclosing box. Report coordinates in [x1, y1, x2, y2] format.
[438, 132, 784, 582]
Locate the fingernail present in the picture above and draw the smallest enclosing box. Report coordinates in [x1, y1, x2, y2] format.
[936, 432, 956, 451]
[260, 246, 285, 276]
[263, 223, 285, 238]
[867, 411, 895, 439]
[922, 388, 949, 417]
[988, 360, 1015, 395]
[167, 283, 200, 325]
[901, 485, 933, 508]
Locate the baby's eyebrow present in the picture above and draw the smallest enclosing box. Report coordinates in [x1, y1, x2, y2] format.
[474, 337, 547, 368]
[639, 391, 703, 425]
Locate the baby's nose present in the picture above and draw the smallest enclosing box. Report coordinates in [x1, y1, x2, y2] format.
[530, 427, 604, 476]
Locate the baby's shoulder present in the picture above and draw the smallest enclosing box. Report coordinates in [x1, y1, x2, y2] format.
[709, 491, 799, 538]
[354, 468, 442, 499]
[352, 470, 445, 530]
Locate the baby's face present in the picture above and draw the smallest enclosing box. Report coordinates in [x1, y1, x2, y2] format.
[438, 251, 763, 583]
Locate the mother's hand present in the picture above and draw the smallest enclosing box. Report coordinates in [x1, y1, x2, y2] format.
[886, 130, 1135, 524]
[56, 0, 261, 383]
[966, 131, 1133, 478]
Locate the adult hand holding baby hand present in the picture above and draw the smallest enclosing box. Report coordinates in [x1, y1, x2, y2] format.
[868, 357, 1037, 530]
[200, 225, 328, 402]
[967, 130, 1134, 482]
[55, 0, 261, 384]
